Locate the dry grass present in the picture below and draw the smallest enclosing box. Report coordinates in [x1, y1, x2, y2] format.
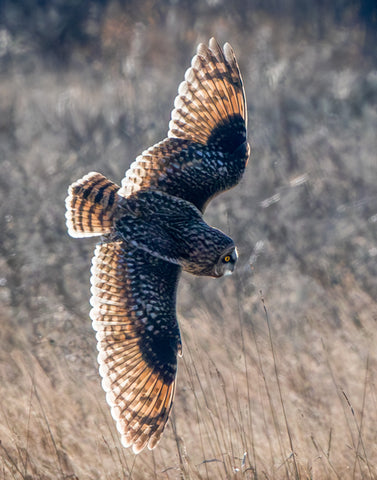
[1, 279, 376, 479]
[1, 2, 376, 479]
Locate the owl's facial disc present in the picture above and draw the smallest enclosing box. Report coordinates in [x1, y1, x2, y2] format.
[215, 246, 238, 277]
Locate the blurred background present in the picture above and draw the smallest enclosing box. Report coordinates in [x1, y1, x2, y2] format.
[0, 1, 376, 479]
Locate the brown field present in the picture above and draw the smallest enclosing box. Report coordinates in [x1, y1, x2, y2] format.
[0, 2, 376, 479]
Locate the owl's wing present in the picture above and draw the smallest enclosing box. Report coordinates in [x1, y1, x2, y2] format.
[90, 240, 181, 454]
[118, 38, 249, 212]
[168, 37, 247, 143]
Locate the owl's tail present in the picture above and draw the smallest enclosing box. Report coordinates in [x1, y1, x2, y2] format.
[65, 172, 120, 238]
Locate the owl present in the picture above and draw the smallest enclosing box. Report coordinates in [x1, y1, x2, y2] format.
[65, 38, 249, 453]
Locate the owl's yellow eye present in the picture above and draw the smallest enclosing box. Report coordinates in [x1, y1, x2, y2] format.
[224, 255, 231, 262]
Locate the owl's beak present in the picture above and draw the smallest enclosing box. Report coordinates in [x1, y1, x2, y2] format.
[224, 265, 234, 277]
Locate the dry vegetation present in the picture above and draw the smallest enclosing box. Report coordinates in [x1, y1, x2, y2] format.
[0, 1, 376, 479]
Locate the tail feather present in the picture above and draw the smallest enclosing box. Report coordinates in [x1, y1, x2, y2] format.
[65, 172, 120, 238]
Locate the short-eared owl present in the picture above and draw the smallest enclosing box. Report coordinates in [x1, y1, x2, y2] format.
[66, 38, 249, 453]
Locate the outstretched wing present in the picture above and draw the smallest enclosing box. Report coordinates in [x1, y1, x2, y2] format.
[118, 38, 249, 212]
[168, 38, 247, 143]
[90, 240, 181, 453]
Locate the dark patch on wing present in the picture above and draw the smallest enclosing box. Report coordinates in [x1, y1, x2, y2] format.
[207, 113, 247, 153]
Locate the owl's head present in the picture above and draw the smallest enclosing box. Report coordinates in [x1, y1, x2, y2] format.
[178, 223, 239, 278]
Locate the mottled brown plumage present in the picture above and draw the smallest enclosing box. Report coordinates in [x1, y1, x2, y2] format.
[65, 38, 249, 453]
[91, 241, 179, 453]
[119, 37, 249, 212]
